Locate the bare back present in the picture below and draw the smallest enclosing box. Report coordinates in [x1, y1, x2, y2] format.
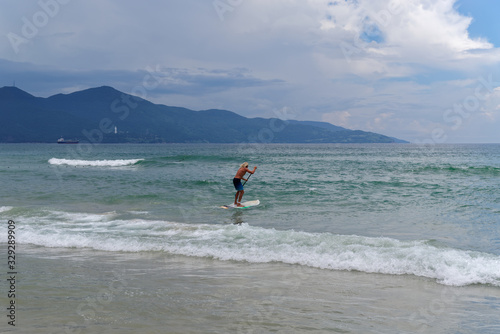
[234, 167, 250, 179]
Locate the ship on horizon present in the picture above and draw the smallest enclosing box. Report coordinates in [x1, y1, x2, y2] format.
[57, 137, 79, 144]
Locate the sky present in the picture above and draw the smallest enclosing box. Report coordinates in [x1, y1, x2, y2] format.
[1, 0, 500, 143]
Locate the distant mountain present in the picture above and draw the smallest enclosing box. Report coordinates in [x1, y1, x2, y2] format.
[288, 120, 348, 132]
[0, 86, 408, 143]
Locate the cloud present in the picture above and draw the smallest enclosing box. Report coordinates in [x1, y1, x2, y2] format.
[322, 111, 352, 128]
[295, 0, 500, 85]
[1, 0, 500, 142]
[320, 0, 493, 54]
[0, 58, 284, 114]
[140, 67, 283, 96]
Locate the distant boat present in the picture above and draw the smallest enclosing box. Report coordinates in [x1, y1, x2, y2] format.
[57, 137, 79, 144]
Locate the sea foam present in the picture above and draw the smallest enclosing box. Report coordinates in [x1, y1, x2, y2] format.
[0, 206, 13, 213]
[17, 212, 500, 287]
[48, 158, 144, 167]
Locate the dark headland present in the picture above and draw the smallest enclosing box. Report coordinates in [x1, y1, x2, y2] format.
[0, 86, 408, 144]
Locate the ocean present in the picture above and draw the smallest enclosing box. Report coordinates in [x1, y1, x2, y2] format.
[1, 143, 499, 333]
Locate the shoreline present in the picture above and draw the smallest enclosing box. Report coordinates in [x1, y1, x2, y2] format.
[5, 245, 500, 333]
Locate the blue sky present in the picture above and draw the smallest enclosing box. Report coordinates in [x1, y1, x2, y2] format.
[1, 0, 500, 143]
[456, 0, 500, 47]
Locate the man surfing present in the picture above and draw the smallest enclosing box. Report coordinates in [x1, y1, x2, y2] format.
[233, 162, 257, 207]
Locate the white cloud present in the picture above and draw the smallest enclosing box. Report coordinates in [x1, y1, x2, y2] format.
[306, 0, 498, 81]
[322, 111, 352, 128]
[320, 0, 493, 53]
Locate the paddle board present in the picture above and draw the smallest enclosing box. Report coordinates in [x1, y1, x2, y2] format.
[220, 200, 260, 209]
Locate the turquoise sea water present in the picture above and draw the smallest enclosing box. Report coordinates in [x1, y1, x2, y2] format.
[1, 143, 500, 333]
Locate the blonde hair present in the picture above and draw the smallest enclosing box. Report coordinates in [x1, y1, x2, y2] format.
[240, 162, 249, 168]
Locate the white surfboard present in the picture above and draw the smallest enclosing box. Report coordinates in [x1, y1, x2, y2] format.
[220, 200, 260, 209]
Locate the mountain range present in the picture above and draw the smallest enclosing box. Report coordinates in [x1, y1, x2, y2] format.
[0, 86, 408, 144]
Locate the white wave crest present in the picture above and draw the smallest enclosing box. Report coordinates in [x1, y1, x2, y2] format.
[0, 206, 13, 213]
[17, 214, 500, 287]
[48, 158, 144, 167]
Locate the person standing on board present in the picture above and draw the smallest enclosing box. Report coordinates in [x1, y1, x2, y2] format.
[233, 162, 257, 207]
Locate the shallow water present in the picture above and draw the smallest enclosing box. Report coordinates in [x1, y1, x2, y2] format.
[1, 143, 499, 333]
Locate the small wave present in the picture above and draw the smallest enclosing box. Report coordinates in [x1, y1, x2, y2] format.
[16, 213, 500, 287]
[0, 206, 13, 213]
[48, 158, 144, 167]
